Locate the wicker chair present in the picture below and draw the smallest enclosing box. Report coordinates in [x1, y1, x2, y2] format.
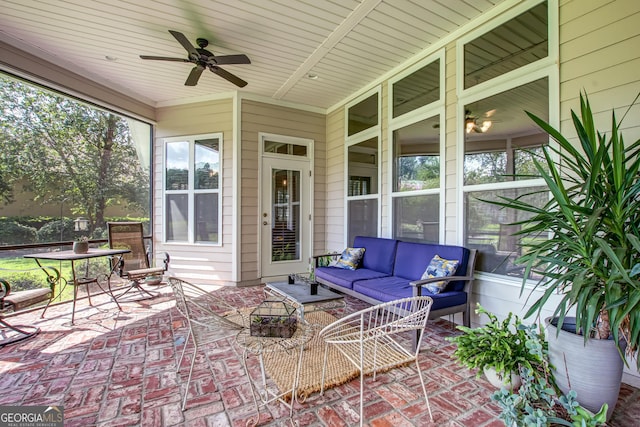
[167, 277, 249, 410]
[319, 296, 434, 426]
[107, 222, 169, 300]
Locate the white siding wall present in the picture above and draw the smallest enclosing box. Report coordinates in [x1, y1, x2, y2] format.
[154, 98, 235, 285]
[240, 99, 326, 284]
[324, 108, 346, 252]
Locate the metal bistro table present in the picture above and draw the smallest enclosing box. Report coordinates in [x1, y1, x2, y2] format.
[24, 248, 130, 325]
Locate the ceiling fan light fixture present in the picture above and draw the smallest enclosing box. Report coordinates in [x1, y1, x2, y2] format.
[481, 120, 492, 132]
[465, 119, 475, 134]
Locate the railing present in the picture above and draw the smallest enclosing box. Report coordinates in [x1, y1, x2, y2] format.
[0, 237, 153, 316]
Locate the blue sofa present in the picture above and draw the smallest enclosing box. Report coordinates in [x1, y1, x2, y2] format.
[314, 236, 477, 327]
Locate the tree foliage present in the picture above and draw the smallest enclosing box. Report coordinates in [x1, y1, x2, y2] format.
[0, 75, 150, 232]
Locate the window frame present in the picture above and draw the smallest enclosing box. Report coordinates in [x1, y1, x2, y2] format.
[456, 0, 559, 280]
[163, 132, 223, 246]
[388, 50, 446, 243]
[344, 86, 382, 245]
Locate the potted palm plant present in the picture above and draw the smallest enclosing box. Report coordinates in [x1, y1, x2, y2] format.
[485, 92, 640, 419]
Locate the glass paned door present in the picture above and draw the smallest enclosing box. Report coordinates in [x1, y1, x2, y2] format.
[261, 156, 310, 278]
[271, 168, 300, 262]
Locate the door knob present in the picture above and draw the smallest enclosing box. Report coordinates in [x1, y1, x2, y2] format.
[263, 221, 268, 226]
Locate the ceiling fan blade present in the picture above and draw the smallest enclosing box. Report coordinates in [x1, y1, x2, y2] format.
[140, 55, 190, 62]
[185, 65, 205, 86]
[212, 54, 251, 65]
[169, 30, 199, 58]
[208, 65, 248, 87]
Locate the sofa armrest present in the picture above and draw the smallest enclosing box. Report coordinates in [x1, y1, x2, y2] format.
[313, 252, 341, 268]
[409, 275, 474, 287]
[410, 275, 474, 297]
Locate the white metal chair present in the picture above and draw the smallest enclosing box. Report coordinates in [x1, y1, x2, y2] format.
[319, 296, 434, 426]
[167, 277, 249, 410]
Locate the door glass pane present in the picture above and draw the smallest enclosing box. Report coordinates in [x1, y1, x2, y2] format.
[194, 138, 219, 189]
[166, 141, 189, 190]
[166, 194, 188, 241]
[264, 140, 308, 157]
[272, 169, 300, 262]
[195, 193, 218, 243]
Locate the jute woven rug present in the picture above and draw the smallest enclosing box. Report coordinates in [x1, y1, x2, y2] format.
[261, 311, 359, 401]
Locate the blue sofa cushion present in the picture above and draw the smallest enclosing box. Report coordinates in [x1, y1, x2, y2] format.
[352, 276, 467, 311]
[353, 236, 398, 275]
[394, 242, 470, 292]
[315, 266, 390, 290]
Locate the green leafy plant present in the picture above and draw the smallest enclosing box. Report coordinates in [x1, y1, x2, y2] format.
[491, 323, 608, 427]
[483, 92, 640, 365]
[447, 304, 545, 383]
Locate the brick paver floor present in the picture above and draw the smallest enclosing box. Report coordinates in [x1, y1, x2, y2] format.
[1, 282, 638, 426]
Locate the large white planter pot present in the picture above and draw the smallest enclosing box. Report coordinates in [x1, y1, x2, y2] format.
[483, 366, 522, 390]
[546, 317, 624, 421]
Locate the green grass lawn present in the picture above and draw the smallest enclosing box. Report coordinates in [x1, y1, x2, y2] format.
[0, 255, 113, 304]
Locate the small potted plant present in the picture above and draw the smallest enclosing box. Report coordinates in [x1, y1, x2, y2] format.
[447, 304, 545, 389]
[491, 322, 608, 427]
[72, 236, 89, 254]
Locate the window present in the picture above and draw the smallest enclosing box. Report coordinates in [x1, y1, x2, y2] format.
[459, 0, 556, 278]
[165, 134, 222, 244]
[391, 116, 441, 243]
[346, 89, 380, 244]
[347, 137, 379, 244]
[392, 59, 440, 118]
[347, 93, 378, 136]
[463, 1, 548, 89]
[389, 52, 444, 244]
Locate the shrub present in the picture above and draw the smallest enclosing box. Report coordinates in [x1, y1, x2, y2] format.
[0, 219, 38, 245]
[37, 218, 75, 242]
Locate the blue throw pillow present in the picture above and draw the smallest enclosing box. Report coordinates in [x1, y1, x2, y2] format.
[335, 247, 365, 270]
[420, 255, 459, 294]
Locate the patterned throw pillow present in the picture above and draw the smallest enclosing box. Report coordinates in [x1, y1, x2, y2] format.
[420, 255, 460, 294]
[335, 247, 366, 270]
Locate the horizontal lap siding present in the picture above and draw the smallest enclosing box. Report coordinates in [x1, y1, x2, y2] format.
[325, 107, 345, 252]
[558, 0, 640, 138]
[240, 99, 326, 283]
[154, 98, 235, 285]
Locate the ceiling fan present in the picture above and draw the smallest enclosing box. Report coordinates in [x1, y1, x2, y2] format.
[465, 109, 494, 134]
[140, 30, 251, 87]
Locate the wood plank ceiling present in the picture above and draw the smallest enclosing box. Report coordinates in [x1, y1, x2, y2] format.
[0, 0, 507, 110]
